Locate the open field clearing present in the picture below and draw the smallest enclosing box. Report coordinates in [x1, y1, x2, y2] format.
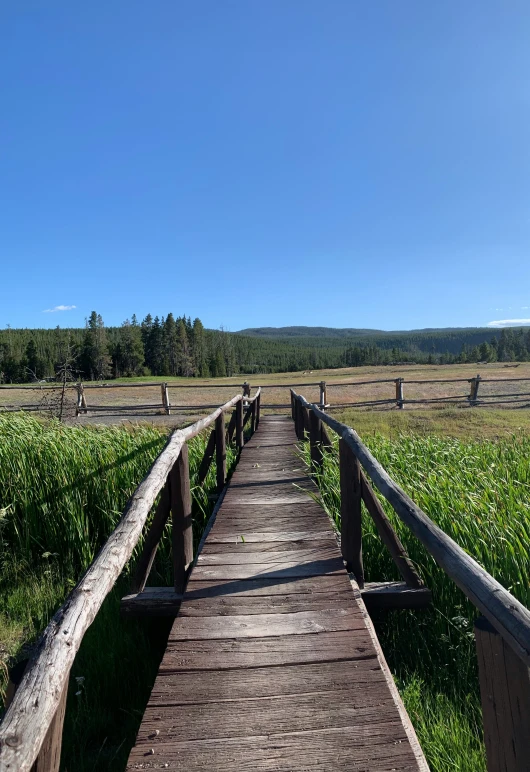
[2, 362, 530, 425]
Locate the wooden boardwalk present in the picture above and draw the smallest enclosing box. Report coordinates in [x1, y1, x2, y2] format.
[127, 416, 427, 771]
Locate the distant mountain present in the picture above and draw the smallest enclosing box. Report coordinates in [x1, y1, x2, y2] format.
[236, 325, 491, 339]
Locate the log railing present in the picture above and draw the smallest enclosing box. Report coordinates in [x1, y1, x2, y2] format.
[0, 386, 261, 772]
[291, 389, 530, 772]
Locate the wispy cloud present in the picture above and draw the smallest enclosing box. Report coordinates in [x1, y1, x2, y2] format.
[43, 304, 76, 313]
[487, 318, 530, 328]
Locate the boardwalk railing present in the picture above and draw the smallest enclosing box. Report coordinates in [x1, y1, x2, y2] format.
[0, 387, 261, 772]
[291, 389, 530, 772]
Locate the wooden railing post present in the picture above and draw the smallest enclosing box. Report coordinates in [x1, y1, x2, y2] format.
[250, 399, 257, 433]
[215, 413, 226, 492]
[170, 443, 193, 593]
[469, 374, 481, 405]
[236, 398, 244, 449]
[395, 378, 404, 409]
[6, 658, 69, 772]
[309, 408, 323, 472]
[256, 392, 261, 429]
[475, 616, 530, 771]
[339, 438, 364, 586]
[319, 381, 327, 409]
[291, 391, 295, 420]
[31, 674, 70, 772]
[164, 383, 171, 415]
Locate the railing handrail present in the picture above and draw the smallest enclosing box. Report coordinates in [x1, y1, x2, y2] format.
[0, 392, 244, 772]
[291, 389, 530, 667]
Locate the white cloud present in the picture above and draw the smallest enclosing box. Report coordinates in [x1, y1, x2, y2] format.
[487, 318, 530, 328]
[43, 304, 76, 313]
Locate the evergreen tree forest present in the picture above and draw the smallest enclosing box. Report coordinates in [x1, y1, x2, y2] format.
[0, 314, 529, 383]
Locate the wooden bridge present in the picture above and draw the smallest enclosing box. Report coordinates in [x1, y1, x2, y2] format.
[1, 388, 530, 771]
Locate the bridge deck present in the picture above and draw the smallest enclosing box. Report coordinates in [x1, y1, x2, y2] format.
[127, 416, 427, 771]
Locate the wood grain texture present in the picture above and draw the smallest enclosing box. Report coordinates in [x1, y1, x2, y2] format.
[126, 416, 426, 771]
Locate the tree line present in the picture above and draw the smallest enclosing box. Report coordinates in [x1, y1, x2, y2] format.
[1, 314, 529, 383]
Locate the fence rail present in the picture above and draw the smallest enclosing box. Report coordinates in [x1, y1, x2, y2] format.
[2, 373, 530, 416]
[0, 386, 261, 772]
[291, 389, 530, 772]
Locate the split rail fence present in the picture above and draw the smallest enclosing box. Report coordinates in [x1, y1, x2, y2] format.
[291, 388, 530, 772]
[1, 373, 530, 416]
[0, 387, 261, 772]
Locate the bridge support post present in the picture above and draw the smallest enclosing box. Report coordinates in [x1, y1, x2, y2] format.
[215, 413, 226, 492]
[309, 409, 323, 472]
[339, 439, 364, 587]
[170, 443, 193, 593]
[475, 616, 530, 772]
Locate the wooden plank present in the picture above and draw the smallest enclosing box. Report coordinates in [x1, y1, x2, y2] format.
[190, 558, 345, 580]
[196, 546, 342, 564]
[162, 629, 378, 670]
[147, 659, 384, 705]
[361, 581, 431, 611]
[127, 730, 419, 771]
[120, 587, 183, 617]
[206, 530, 336, 543]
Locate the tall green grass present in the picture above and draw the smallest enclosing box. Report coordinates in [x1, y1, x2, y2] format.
[302, 431, 530, 771]
[0, 413, 237, 770]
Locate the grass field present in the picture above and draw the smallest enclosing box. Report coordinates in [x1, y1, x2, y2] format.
[1, 366, 530, 770]
[300, 426, 530, 771]
[2, 361, 530, 423]
[0, 413, 238, 771]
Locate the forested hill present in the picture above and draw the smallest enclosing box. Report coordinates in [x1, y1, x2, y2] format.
[1, 313, 529, 383]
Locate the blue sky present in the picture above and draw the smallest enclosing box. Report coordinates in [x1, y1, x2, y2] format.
[1, 1, 529, 332]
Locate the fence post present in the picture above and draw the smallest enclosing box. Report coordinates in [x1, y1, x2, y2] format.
[242, 381, 251, 406]
[395, 378, 404, 409]
[256, 391, 261, 429]
[319, 381, 327, 410]
[215, 413, 226, 492]
[291, 391, 295, 420]
[76, 383, 87, 416]
[161, 382, 171, 415]
[236, 398, 244, 449]
[339, 439, 364, 587]
[475, 616, 530, 771]
[309, 408, 323, 472]
[170, 443, 193, 593]
[469, 374, 481, 405]
[164, 383, 171, 415]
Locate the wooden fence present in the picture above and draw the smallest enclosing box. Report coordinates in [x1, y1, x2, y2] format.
[1, 373, 530, 416]
[291, 389, 530, 772]
[0, 386, 261, 772]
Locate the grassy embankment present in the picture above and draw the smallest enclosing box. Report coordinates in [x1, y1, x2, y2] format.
[0, 413, 237, 771]
[301, 412, 530, 771]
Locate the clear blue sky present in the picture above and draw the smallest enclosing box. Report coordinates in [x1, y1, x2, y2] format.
[1, 1, 529, 332]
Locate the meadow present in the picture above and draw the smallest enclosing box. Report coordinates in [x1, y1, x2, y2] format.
[301, 421, 530, 771]
[1, 366, 530, 770]
[0, 413, 238, 771]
